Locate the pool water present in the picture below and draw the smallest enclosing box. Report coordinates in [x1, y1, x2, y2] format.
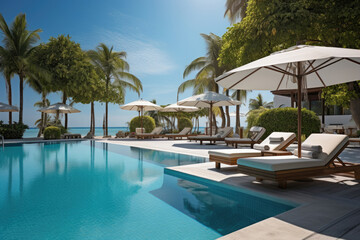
[0, 141, 295, 240]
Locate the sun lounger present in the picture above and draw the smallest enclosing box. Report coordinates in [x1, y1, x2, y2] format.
[136, 127, 163, 139]
[164, 127, 194, 140]
[209, 132, 296, 169]
[188, 127, 233, 145]
[63, 133, 82, 139]
[236, 134, 360, 188]
[225, 126, 266, 148]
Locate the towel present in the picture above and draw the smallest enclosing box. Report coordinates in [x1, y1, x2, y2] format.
[294, 149, 320, 159]
[302, 144, 322, 153]
[253, 144, 270, 151]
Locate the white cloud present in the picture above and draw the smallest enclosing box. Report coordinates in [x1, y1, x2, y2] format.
[98, 29, 177, 76]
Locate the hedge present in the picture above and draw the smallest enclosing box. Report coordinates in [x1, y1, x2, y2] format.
[255, 107, 320, 139]
[129, 116, 156, 133]
[0, 121, 28, 139]
[44, 126, 61, 140]
[178, 117, 193, 132]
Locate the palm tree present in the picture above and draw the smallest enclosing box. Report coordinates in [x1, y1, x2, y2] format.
[249, 93, 273, 110]
[178, 33, 227, 128]
[0, 13, 42, 123]
[87, 43, 142, 136]
[0, 47, 15, 124]
[224, 0, 249, 23]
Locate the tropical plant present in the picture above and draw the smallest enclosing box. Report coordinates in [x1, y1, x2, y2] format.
[178, 117, 193, 132]
[0, 121, 28, 139]
[87, 43, 142, 136]
[129, 116, 156, 133]
[43, 126, 61, 140]
[0, 13, 42, 123]
[248, 93, 273, 110]
[224, 0, 249, 23]
[245, 107, 268, 132]
[178, 33, 227, 127]
[33, 96, 50, 137]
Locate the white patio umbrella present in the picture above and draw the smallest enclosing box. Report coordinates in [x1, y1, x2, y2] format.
[0, 102, 19, 112]
[160, 103, 199, 113]
[215, 45, 360, 157]
[120, 99, 162, 133]
[177, 91, 241, 136]
[38, 103, 81, 114]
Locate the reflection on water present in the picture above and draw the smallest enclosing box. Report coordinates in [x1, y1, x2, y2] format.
[151, 174, 295, 235]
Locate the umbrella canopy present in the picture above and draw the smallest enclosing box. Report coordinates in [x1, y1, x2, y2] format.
[120, 99, 162, 133]
[120, 99, 162, 111]
[215, 45, 360, 157]
[177, 91, 241, 107]
[160, 103, 199, 113]
[38, 103, 81, 114]
[178, 92, 241, 136]
[0, 102, 19, 112]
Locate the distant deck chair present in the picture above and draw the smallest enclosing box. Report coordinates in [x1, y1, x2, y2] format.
[236, 134, 360, 188]
[164, 127, 194, 140]
[225, 126, 266, 148]
[188, 127, 233, 145]
[209, 132, 296, 169]
[136, 127, 163, 139]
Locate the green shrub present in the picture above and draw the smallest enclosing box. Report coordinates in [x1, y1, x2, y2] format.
[255, 107, 320, 139]
[178, 117, 193, 132]
[0, 121, 28, 139]
[246, 107, 269, 131]
[44, 126, 61, 140]
[129, 116, 156, 133]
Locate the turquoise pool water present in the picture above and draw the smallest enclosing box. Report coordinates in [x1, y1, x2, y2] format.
[0, 141, 295, 240]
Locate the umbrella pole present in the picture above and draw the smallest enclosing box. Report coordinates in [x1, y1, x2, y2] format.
[209, 102, 213, 137]
[297, 62, 303, 158]
[141, 107, 144, 133]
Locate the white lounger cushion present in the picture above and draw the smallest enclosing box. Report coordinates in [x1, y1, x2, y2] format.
[237, 134, 349, 171]
[237, 155, 324, 171]
[209, 148, 262, 158]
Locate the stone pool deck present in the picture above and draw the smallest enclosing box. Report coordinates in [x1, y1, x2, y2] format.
[99, 138, 360, 240]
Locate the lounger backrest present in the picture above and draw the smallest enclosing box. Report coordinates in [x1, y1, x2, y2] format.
[178, 127, 191, 135]
[259, 132, 296, 151]
[301, 134, 348, 165]
[151, 127, 163, 135]
[217, 127, 233, 138]
[249, 126, 266, 142]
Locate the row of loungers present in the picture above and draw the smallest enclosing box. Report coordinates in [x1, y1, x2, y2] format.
[209, 133, 360, 188]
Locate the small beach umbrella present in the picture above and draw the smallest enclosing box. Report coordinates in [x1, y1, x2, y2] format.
[0, 102, 19, 112]
[120, 99, 162, 133]
[160, 103, 199, 113]
[177, 91, 241, 136]
[38, 103, 81, 114]
[215, 45, 360, 157]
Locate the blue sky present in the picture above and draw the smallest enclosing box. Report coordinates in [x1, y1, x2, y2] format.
[0, 0, 273, 128]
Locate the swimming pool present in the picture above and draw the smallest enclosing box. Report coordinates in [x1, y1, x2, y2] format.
[0, 141, 295, 239]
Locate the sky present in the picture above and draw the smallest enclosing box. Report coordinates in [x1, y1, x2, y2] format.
[0, 0, 274, 128]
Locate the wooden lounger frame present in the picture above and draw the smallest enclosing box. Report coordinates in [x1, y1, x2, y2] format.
[164, 134, 197, 140]
[210, 137, 295, 169]
[225, 139, 261, 148]
[237, 142, 360, 189]
[136, 134, 162, 139]
[188, 136, 226, 145]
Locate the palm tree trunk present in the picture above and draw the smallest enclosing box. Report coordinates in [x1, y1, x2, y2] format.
[37, 112, 43, 137]
[62, 92, 68, 129]
[19, 74, 24, 124]
[219, 107, 226, 128]
[5, 76, 12, 125]
[348, 82, 360, 129]
[225, 90, 230, 127]
[105, 77, 109, 136]
[90, 101, 95, 134]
